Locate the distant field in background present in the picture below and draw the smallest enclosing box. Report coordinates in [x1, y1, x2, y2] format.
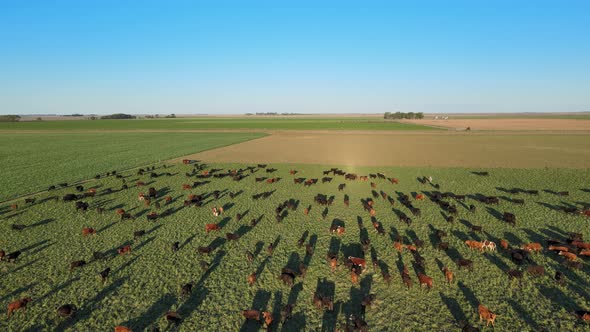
[184, 131, 590, 169]
[0, 132, 265, 201]
[447, 114, 590, 120]
[0, 118, 437, 131]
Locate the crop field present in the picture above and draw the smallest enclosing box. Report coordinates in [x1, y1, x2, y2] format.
[1, 162, 589, 331]
[0, 118, 435, 132]
[0, 132, 265, 201]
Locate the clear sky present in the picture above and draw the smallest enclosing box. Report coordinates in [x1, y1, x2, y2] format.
[1, 0, 589, 115]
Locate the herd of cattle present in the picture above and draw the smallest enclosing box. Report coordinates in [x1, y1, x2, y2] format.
[2, 161, 590, 331]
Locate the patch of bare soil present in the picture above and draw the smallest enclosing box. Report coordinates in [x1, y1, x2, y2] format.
[173, 132, 590, 168]
[401, 119, 590, 131]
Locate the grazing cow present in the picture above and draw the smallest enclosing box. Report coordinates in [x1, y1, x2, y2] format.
[478, 304, 497, 327]
[306, 244, 314, 256]
[99, 267, 111, 283]
[526, 265, 545, 276]
[381, 270, 392, 285]
[575, 310, 590, 322]
[7, 298, 32, 318]
[437, 242, 449, 251]
[471, 225, 483, 233]
[580, 249, 590, 257]
[114, 326, 132, 332]
[417, 273, 433, 290]
[262, 311, 273, 328]
[338, 184, 346, 191]
[330, 225, 345, 235]
[482, 240, 496, 251]
[0, 250, 5, 260]
[521, 243, 542, 252]
[457, 259, 474, 271]
[510, 249, 529, 265]
[503, 212, 516, 226]
[554, 271, 566, 285]
[507, 269, 523, 280]
[559, 251, 577, 261]
[133, 230, 145, 239]
[226, 233, 240, 241]
[117, 245, 131, 255]
[299, 263, 308, 278]
[146, 212, 158, 221]
[442, 267, 454, 285]
[571, 241, 590, 250]
[247, 272, 257, 286]
[242, 310, 260, 321]
[205, 224, 220, 233]
[197, 246, 213, 254]
[348, 256, 367, 271]
[82, 227, 96, 237]
[389, 178, 399, 184]
[5, 250, 22, 263]
[548, 245, 569, 252]
[75, 201, 89, 212]
[351, 268, 359, 284]
[415, 193, 425, 200]
[70, 260, 86, 271]
[465, 240, 484, 252]
[57, 304, 76, 319]
[279, 272, 295, 286]
[406, 244, 417, 252]
[500, 239, 509, 250]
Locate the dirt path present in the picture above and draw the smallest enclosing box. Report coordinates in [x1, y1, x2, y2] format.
[401, 119, 590, 131]
[173, 131, 590, 168]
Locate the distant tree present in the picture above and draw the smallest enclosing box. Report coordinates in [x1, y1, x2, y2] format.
[89, 116, 97, 120]
[165, 114, 176, 118]
[416, 112, 424, 119]
[0, 115, 21, 122]
[36, 117, 42, 121]
[100, 113, 136, 120]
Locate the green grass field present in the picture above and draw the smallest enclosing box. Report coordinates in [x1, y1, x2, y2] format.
[0, 132, 265, 201]
[0, 118, 436, 131]
[1, 162, 589, 331]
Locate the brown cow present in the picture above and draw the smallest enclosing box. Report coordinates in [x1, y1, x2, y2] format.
[417, 273, 433, 290]
[114, 326, 132, 332]
[406, 244, 417, 252]
[465, 240, 484, 252]
[521, 243, 542, 252]
[117, 245, 131, 255]
[82, 227, 96, 237]
[559, 251, 578, 261]
[351, 268, 359, 284]
[7, 297, 32, 318]
[442, 267, 453, 285]
[548, 245, 569, 252]
[500, 239, 509, 250]
[330, 226, 345, 235]
[116, 209, 125, 215]
[262, 311, 273, 328]
[303, 208, 309, 216]
[478, 304, 497, 327]
[247, 272, 256, 286]
[571, 241, 590, 250]
[205, 224, 220, 233]
[348, 257, 367, 271]
[393, 241, 404, 253]
[580, 249, 590, 257]
[329, 257, 338, 272]
[415, 193, 425, 200]
[242, 310, 260, 321]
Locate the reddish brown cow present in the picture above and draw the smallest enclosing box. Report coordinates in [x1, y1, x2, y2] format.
[82, 228, 96, 237]
[348, 257, 366, 271]
[548, 245, 569, 252]
[205, 224, 220, 233]
[417, 273, 433, 290]
[559, 251, 577, 261]
[415, 193, 425, 200]
[571, 241, 590, 250]
[7, 298, 32, 318]
[114, 326, 132, 332]
[117, 245, 131, 255]
[478, 304, 497, 327]
[247, 272, 257, 286]
[465, 240, 484, 252]
[500, 239, 509, 250]
[442, 267, 453, 285]
[521, 243, 542, 252]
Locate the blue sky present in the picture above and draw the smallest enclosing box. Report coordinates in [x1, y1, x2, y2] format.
[1, 0, 589, 114]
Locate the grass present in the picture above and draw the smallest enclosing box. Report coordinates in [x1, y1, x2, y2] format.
[0, 132, 265, 201]
[0, 118, 437, 131]
[0, 162, 589, 331]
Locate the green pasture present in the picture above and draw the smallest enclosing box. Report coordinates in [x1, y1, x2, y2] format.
[1, 163, 589, 331]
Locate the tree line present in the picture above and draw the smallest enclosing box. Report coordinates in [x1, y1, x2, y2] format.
[384, 112, 424, 119]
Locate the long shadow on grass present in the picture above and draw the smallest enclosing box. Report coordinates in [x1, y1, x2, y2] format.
[457, 281, 479, 309]
[269, 290, 283, 332]
[56, 277, 128, 331]
[303, 234, 317, 266]
[507, 299, 540, 331]
[28, 218, 55, 228]
[125, 293, 177, 331]
[440, 292, 468, 326]
[96, 221, 117, 234]
[0, 283, 38, 303]
[239, 289, 272, 332]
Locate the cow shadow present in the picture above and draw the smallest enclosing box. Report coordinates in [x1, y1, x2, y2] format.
[485, 207, 504, 222]
[457, 281, 479, 309]
[507, 299, 540, 331]
[239, 289, 272, 332]
[440, 292, 468, 326]
[304, 234, 318, 266]
[124, 293, 176, 330]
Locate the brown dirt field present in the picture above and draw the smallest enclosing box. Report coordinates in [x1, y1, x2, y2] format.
[173, 131, 590, 168]
[401, 119, 590, 131]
